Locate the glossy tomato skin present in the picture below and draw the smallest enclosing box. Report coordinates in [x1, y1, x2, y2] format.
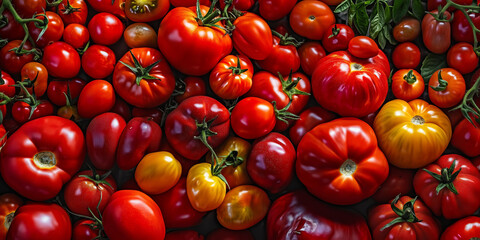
[0, 193, 22, 240]
[289, 106, 336, 146]
[82, 45, 116, 79]
[20, 62, 48, 97]
[157, 5, 232, 76]
[322, 24, 355, 52]
[123, 23, 158, 48]
[256, 35, 301, 76]
[86, 113, 126, 170]
[0, 11, 25, 41]
[28, 11, 64, 48]
[47, 78, 86, 106]
[372, 166, 415, 203]
[247, 132, 295, 194]
[452, 10, 480, 44]
[135, 151, 181, 195]
[113, 48, 175, 108]
[125, 0, 169, 22]
[451, 118, 480, 157]
[210, 55, 254, 100]
[428, 68, 466, 108]
[230, 97, 276, 140]
[267, 190, 372, 240]
[11, 100, 55, 124]
[175, 77, 206, 103]
[88, 13, 124, 45]
[391, 69, 425, 101]
[57, 0, 88, 25]
[289, 0, 335, 40]
[12, 0, 46, 18]
[7, 203, 71, 240]
[298, 42, 326, 76]
[63, 23, 90, 49]
[77, 80, 116, 119]
[103, 190, 166, 240]
[0, 40, 34, 74]
[232, 13, 272, 61]
[152, 177, 206, 228]
[413, 154, 480, 219]
[186, 162, 226, 212]
[392, 42, 421, 69]
[441, 216, 480, 240]
[166, 230, 204, 240]
[0, 71, 15, 98]
[423, 10, 451, 54]
[297, 118, 389, 205]
[447, 42, 479, 74]
[348, 36, 379, 59]
[86, 0, 125, 18]
[72, 219, 99, 240]
[393, 18, 421, 42]
[42, 41, 81, 79]
[312, 50, 390, 117]
[258, 0, 297, 21]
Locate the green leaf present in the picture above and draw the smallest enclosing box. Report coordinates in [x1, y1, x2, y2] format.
[383, 25, 397, 45]
[334, 0, 352, 13]
[385, 4, 393, 22]
[348, 3, 357, 26]
[421, 53, 447, 80]
[412, 0, 425, 20]
[370, 4, 385, 39]
[393, 0, 409, 23]
[378, 30, 387, 49]
[355, 4, 369, 35]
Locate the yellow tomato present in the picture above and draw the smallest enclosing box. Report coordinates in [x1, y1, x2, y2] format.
[373, 99, 452, 169]
[186, 162, 226, 212]
[216, 185, 270, 230]
[135, 151, 181, 195]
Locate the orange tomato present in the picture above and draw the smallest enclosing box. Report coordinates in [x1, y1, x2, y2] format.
[391, 69, 425, 101]
[135, 151, 182, 195]
[20, 62, 48, 97]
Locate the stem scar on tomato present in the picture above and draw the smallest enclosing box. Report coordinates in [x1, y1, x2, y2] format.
[33, 151, 57, 168]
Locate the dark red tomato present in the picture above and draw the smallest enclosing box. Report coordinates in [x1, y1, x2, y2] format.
[230, 97, 276, 139]
[88, 13, 124, 45]
[86, 0, 125, 19]
[289, 0, 335, 40]
[391, 69, 425, 101]
[322, 24, 355, 52]
[451, 118, 480, 157]
[423, 10, 451, 54]
[28, 11, 64, 48]
[298, 41, 326, 76]
[47, 78, 86, 106]
[170, 0, 210, 7]
[428, 68, 466, 108]
[57, 0, 88, 25]
[12, 0, 46, 17]
[152, 178, 206, 229]
[206, 229, 254, 240]
[441, 216, 480, 240]
[174, 77, 206, 103]
[289, 106, 336, 146]
[77, 80, 116, 119]
[452, 10, 480, 44]
[123, 23, 158, 48]
[393, 18, 421, 42]
[12, 100, 55, 124]
[0, 71, 16, 98]
[256, 33, 301, 76]
[247, 132, 296, 193]
[267, 190, 372, 240]
[219, 0, 255, 10]
[7, 203, 71, 240]
[392, 42, 421, 69]
[427, 0, 472, 11]
[86, 113, 126, 170]
[111, 96, 132, 121]
[166, 230, 204, 240]
[258, 0, 297, 21]
[131, 107, 161, 124]
[0, 40, 34, 74]
[63, 23, 90, 49]
[42, 41, 81, 79]
[372, 166, 415, 203]
[0, 11, 25, 40]
[102, 190, 166, 240]
[348, 36, 379, 59]
[64, 170, 117, 217]
[72, 219, 99, 240]
[447, 42, 479, 74]
[82, 45, 116, 79]
[232, 12, 273, 61]
[125, 0, 169, 22]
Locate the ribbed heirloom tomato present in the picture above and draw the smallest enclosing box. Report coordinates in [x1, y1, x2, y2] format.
[209, 55, 254, 100]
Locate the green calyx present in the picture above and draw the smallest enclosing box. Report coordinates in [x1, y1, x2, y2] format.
[272, 30, 303, 47]
[119, 51, 161, 86]
[273, 101, 300, 124]
[430, 70, 448, 92]
[328, 24, 340, 38]
[403, 70, 417, 85]
[228, 55, 248, 75]
[381, 195, 422, 231]
[195, 0, 226, 30]
[279, 71, 310, 100]
[423, 160, 461, 195]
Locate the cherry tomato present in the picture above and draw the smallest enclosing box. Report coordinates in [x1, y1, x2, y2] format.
[57, 0, 88, 25]
[111, 96, 132, 121]
[428, 68, 466, 108]
[391, 69, 425, 101]
[12, 100, 55, 124]
[441, 216, 480, 240]
[0, 40, 34, 75]
[77, 80, 116, 119]
[451, 118, 480, 157]
[0, 11, 25, 41]
[0, 193, 22, 240]
[447, 42, 479, 74]
[82, 45, 116, 79]
[28, 11, 64, 48]
[322, 24, 355, 53]
[47, 78, 87, 106]
[63, 23, 90, 49]
[232, 12, 272, 61]
[393, 18, 421, 42]
[423, 10, 451, 54]
[186, 162, 226, 212]
[123, 23, 158, 48]
[298, 41, 326, 76]
[0, 71, 15, 98]
[230, 97, 276, 139]
[289, 0, 335, 40]
[256, 32, 301, 76]
[13, 0, 46, 17]
[42, 41, 81, 79]
[125, 0, 169, 22]
[20, 62, 48, 97]
[88, 12, 124, 45]
[392, 42, 421, 69]
[210, 55, 254, 100]
[219, 0, 255, 10]
[288, 106, 336, 146]
[72, 219, 99, 240]
[348, 36, 379, 59]
[86, 0, 126, 19]
[452, 10, 480, 44]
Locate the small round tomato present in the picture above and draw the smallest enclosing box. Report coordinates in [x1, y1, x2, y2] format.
[123, 23, 158, 48]
[256, 32, 301, 76]
[12, 100, 55, 123]
[298, 41, 326, 76]
[0, 193, 23, 240]
[392, 42, 421, 69]
[28, 11, 64, 48]
[219, 0, 255, 10]
[57, 0, 88, 25]
[20, 62, 48, 97]
[0, 11, 25, 41]
[77, 80, 116, 119]
[391, 69, 425, 101]
[186, 162, 226, 212]
[82, 45, 116, 79]
[72, 219, 99, 240]
[12, 0, 46, 18]
[428, 68, 466, 108]
[289, 0, 335, 40]
[47, 78, 87, 106]
[0, 71, 15, 98]
[63, 23, 90, 49]
[88, 12, 124, 45]
[447, 42, 479, 74]
[230, 97, 276, 140]
[0, 40, 34, 75]
[210, 55, 254, 100]
[348, 36, 379, 59]
[322, 24, 355, 53]
[135, 151, 182, 195]
[174, 77, 206, 103]
[125, 0, 169, 22]
[42, 41, 81, 79]
[217, 185, 270, 230]
[258, 0, 296, 21]
[393, 18, 421, 42]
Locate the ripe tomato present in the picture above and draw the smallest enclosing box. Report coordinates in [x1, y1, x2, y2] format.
[232, 12, 272, 60]
[452, 10, 480, 44]
[47, 78, 86, 106]
[372, 166, 415, 203]
[230, 97, 276, 139]
[28, 11, 64, 47]
[0, 116, 85, 201]
[57, 0, 88, 25]
[428, 68, 466, 108]
[113, 48, 175, 108]
[393, 18, 421, 42]
[135, 151, 181, 194]
[0, 193, 22, 240]
[219, 0, 255, 10]
[0, 11, 25, 41]
[451, 118, 480, 157]
[11, 100, 54, 124]
[427, 0, 472, 11]
[20, 62, 48, 97]
[103, 190, 166, 240]
[0, 71, 15, 98]
[217, 185, 270, 230]
[63, 170, 117, 217]
[42, 41, 81, 79]
[125, 0, 169, 22]
[298, 41, 326, 76]
[123, 23, 158, 48]
[392, 42, 421, 69]
[88, 12, 124, 45]
[72, 219, 99, 240]
[210, 55, 253, 100]
[62, 23, 90, 49]
[422, 10, 451, 54]
[322, 24, 355, 52]
[447, 42, 479, 74]
[289, 0, 335, 40]
[441, 216, 480, 240]
[0, 40, 34, 74]
[391, 69, 425, 101]
[77, 80, 116, 119]
[13, 0, 46, 17]
[258, 0, 297, 21]
[174, 77, 206, 103]
[82, 45, 116, 79]
[374, 99, 452, 169]
[186, 162, 226, 212]
[348, 36, 379, 59]
[256, 32, 301, 76]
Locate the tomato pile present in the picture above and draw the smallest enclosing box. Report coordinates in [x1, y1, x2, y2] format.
[1, 0, 480, 239]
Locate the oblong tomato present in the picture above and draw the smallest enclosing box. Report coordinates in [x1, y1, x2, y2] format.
[135, 151, 181, 195]
[232, 12, 272, 60]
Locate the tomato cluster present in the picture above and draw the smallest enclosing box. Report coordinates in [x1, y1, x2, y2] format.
[0, 0, 480, 239]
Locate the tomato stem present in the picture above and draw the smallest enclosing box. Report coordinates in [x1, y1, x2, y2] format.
[273, 101, 300, 124]
[272, 30, 303, 47]
[423, 160, 461, 195]
[403, 70, 417, 84]
[443, 0, 480, 54]
[451, 71, 480, 126]
[381, 195, 421, 231]
[228, 55, 248, 75]
[280, 71, 310, 100]
[119, 51, 162, 86]
[430, 70, 448, 91]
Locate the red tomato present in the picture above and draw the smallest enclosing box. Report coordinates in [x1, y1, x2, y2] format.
[372, 166, 415, 203]
[451, 118, 480, 157]
[0, 40, 34, 75]
[0, 11, 25, 41]
[441, 216, 480, 240]
[474, 157, 480, 172]
[422, 10, 451, 54]
[88, 13, 124, 45]
[86, 113, 126, 170]
[125, 0, 169, 22]
[72, 219, 99, 240]
[166, 230, 204, 240]
[42, 41, 81, 79]
[77, 80, 116, 119]
[452, 10, 480, 44]
[258, 0, 297, 21]
[7, 203, 71, 240]
[86, 0, 125, 19]
[230, 97, 276, 139]
[63, 23, 90, 49]
[0, 116, 85, 201]
[256, 32, 301, 76]
[219, 0, 255, 10]
[232, 12, 272, 60]
[428, 68, 466, 108]
[157, 5, 232, 76]
[11, 100, 54, 123]
[247, 132, 295, 193]
[348, 36, 379, 59]
[0, 193, 22, 240]
[82, 45, 116, 79]
[174, 77, 206, 103]
[391, 69, 425, 101]
[392, 42, 421, 69]
[210, 55, 254, 100]
[289, 0, 335, 40]
[393, 18, 421, 42]
[322, 24, 355, 52]
[28, 11, 64, 48]
[47, 78, 86, 106]
[288, 106, 336, 146]
[63, 170, 117, 217]
[297, 118, 389, 205]
[13, 0, 46, 17]
[113, 48, 175, 108]
[267, 190, 372, 239]
[427, 0, 472, 11]
[447, 42, 479, 74]
[0, 71, 15, 98]
[57, 0, 88, 25]
[298, 41, 326, 76]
